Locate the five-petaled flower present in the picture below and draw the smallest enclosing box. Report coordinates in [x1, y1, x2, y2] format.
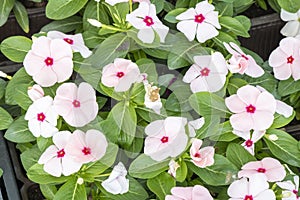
[225, 85, 276, 131]
[190, 138, 215, 168]
[53, 82, 98, 127]
[144, 117, 188, 161]
[238, 157, 286, 182]
[280, 9, 300, 37]
[25, 96, 58, 138]
[166, 185, 213, 200]
[23, 36, 73, 87]
[102, 58, 141, 92]
[269, 37, 300, 81]
[183, 52, 228, 93]
[38, 131, 82, 177]
[126, 2, 169, 43]
[224, 42, 264, 78]
[277, 176, 300, 200]
[176, 1, 220, 43]
[233, 130, 265, 155]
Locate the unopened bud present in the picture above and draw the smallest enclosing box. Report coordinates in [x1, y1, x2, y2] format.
[77, 177, 84, 185]
[28, 84, 44, 101]
[87, 18, 102, 28]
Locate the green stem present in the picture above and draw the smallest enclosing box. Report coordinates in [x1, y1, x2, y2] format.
[97, 2, 100, 21]
[129, 0, 133, 13]
[94, 173, 111, 178]
[101, 24, 127, 32]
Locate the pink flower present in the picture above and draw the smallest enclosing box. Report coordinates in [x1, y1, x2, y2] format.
[238, 157, 286, 182]
[23, 36, 73, 87]
[224, 42, 264, 78]
[269, 37, 300, 81]
[183, 52, 228, 93]
[228, 174, 276, 200]
[53, 82, 98, 127]
[144, 117, 188, 161]
[27, 84, 44, 102]
[176, 1, 220, 43]
[47, 31, 92, 58]
[126, 2, 169, 43]
[101, 58, 141, 92]
[65, 129, 108, 164]
[25, 96, 58, 138]
[38, 131, 82, 177]
[190, 138, 214, 168]
[225, 85, 276, 131]
[233, 130, 265, 155]
[166, 185, 213, 200]
[277, 176, 299, 200]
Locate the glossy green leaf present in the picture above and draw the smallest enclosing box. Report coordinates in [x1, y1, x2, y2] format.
[278, 78, 300, 96]
[277, 0, 300, 13]
[20, 145, 41, 171]
[40, 184, 57, 200]
[270, 112, 296, 129]
[164, 8, 187, 23]
[13, 1, 29, 33]
[219, 16, 250, 37]
[226, 143, 256, 169]
[147, 172, 175, 200]
[41, 16, 82, 32]
[53, 177, 86, 200]
[0, 107, 13, 130]
[0, 0, 15, 26]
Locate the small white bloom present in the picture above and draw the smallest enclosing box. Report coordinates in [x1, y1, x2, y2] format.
[280, 9, 300, 37]
[28, 84, 44, 102]
[277, 176, 299, 200]
[101, 162, 129, 195]
[188, 117, 205, 137]
[233, 130, 265, 155]
[87, 18, 102, 28]
[126, 2, 169, 43]
[144, 82, 162, 114]
[168, 159, 180, 177]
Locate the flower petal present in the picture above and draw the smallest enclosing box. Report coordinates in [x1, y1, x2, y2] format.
[176, 20, 197, 41]
[196, 22, 219, 43]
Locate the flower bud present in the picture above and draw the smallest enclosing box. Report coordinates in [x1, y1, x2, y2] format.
[28, 84, 44, 101]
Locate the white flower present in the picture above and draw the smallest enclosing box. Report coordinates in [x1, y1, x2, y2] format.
[233, 130, 265, 155]
[27, 84, 44, 102]
[168, 159, 180, 177]
[280, 9, 300, 37]
[144, 82, 162, 114]
[188, 117, 205, 137]
[47, 31, 92, 58]
[25, 96, 58, 138]
[101, 162, 129, 195]
[176, 1, 220, 43]
[277, 176, 299, 200]
[126, 2, 169, 43]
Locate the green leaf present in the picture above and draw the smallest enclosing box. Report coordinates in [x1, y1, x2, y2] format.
[189, 92, 230, 117]
[46, 0, 88, 20]
[226, 143, 256, 169]
[0, 0, 15, 26]
[264, 129, 300, 167]
[244, 72, 277, 94]
[53, 177, 86, 200]
[219, 16, 250, 37]
[13, 1, 29, 33]
[164, 1, 175, 12]
[5, 116, 36, 143]
[195, 117, 221, 139]
[37, 137, 53, 152]
[164, 8, 187, 23]
[0, 79, 7, 99]
[0, 107, 13, 130]
[147, 172, 175, 200]
[188, 154, 238, 186]
[227, 77, 248, 95]
[84, 143, 118, 176]
[136, 58, 158, 83]
[27, 163, 70, 184]
[20, 145, 41, 171]
[175, 160, 187, 182]
[129, 154, 170, 179]
[0, 36, 32, 62]
[270, 112, 296, 129]
[212, 31, 238, 48]
[40, 184, 57, 200]
[234, 15, 251, 31]
[277, 0, 300, 13]
[0, 168, 3, 177]
[278, 78, 300, 96]
[175, 0, 190, 8]
[215, 2, 233, 16]
[151, 0, 164, 13]
[82, 30, 105, 49]
[41, 16, 82, 32]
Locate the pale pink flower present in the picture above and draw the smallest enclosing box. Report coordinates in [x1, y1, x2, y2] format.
[269, 37, 300, 81]
[168, 159, 180, 177]
[190, 138, 214, 168]
[126, 2, 169, 43]
[188, 117, 205, 137]
[233, 130, 265, 155]
[227, 174, 276, 200]
[105, 0, 149, 5]
[280, 9, 300, 37]
[176, 1, 220, 43]
[65, 129, 108, 164]
[27, 84, 44, 102]
[277, 176, 299, 200]
[166, 185, 213, 200]
[144, 82, 162, 114]
[47, 31, 92, 58]
[25, 96, 58, 138]
[23, 36, 73, 87]
[38, 131, 82, 177]
[101, 58, 141, 92]
[144, 117, 188, 161]
[238, 157, 286, 182]
[53, 82, 98, 127]
[101, 162, 129, 195]
[183, 52, 228, 93]
[225, 85, 276, 131]
[224, 42, 264, 78]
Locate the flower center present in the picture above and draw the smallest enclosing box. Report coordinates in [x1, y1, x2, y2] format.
[57, 149, 65, 158]
[82, 147, 91, 155]
[143, 16, 154, 26]
[287, 55, 294, 64]
[37, 112, 46, 122]
[194, 14, 205, 23]
[244, 195, 253, 200]
[246, 104, 256, 113]
[245, 139, 253, 147]
[116, 72, 125, 78]
[44, 57, 54, 66]
[72, 100, 81, 108]
[241, 54, 249, 60]
[194, 152, 201, 158]
[257, 167, 266, 173]
[161, 136, 169, 143]
[200, 67, 210, 76]
[63, 38, 74, 45]
[293, 190, 298, 195]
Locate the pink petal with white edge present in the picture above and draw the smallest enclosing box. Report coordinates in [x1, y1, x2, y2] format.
[176, 8, 196, 20]
[230, 112, 254, 131]
[137, 28, 155, 44]
[38, 145, 57, 164]
[176, 20, 197, 42]
[225, 94, 247, 113]
[280, 9, 299, 21]
[276, 100, 293, 118]
[23, 52, 45, 76]
[195, 1, 215, 16]
[255, 92, 276, 113]
[269, 47, 288, 68]
[33, 67, 57, 87]
[50, 39, 73, 60]
[273, 64, 292, 80]
[43, 157, 62, 177]
[196, 22, 219, 43]
[280, 21, 300, 37]
[252, 111, 274, 130]
[52, 58, 73, 83]
[31, 36, 51, 58]
[236, 85, 260, 105]
[192, 185, 213, 200]
[227, 178, 249, 198]
[53, 131, 71, 149]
